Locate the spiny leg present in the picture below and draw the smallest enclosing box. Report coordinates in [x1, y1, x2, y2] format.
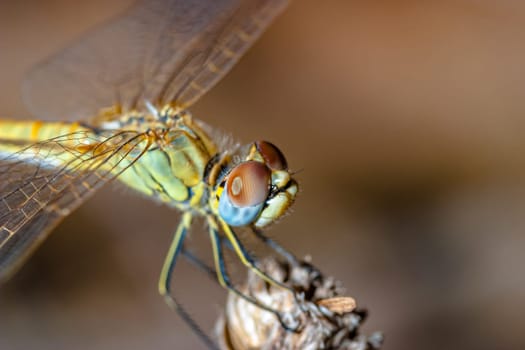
[251, 226, 310, 315]
[181, 235, 247, 282]
[158, 212, 218, 350]
[251, 226, 299, 266]
[216, 217, 296, 295]
[182, 234, 266, 282]
[208, 220, 298, 331]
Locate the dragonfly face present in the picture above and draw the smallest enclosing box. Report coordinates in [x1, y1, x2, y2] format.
[211, 140, 298, 227]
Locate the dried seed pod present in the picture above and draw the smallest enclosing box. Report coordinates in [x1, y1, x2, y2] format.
[317, 297, 357, 315]
[216, 257, 384, 350]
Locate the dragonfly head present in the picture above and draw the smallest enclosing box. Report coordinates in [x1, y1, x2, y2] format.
[215, 141, 298, 228]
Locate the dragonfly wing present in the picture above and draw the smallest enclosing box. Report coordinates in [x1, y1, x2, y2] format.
[23, 0, 289, 121]
[0, 130, 152, 282]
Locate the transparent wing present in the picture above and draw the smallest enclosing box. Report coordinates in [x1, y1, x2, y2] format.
[0, 130, 152, 282]
[23, 0, 289, 121]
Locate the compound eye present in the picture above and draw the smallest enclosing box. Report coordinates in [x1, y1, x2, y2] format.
[226, 161, 271, 207]
[256, 141, 288, 170]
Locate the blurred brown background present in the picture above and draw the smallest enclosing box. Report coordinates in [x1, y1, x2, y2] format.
[1, 0, 525, 349]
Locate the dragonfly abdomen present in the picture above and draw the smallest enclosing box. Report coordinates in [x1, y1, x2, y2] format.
[0, 121, 92, 168]
[0, 120, 83, 143]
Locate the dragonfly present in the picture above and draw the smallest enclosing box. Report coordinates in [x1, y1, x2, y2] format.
[0, 0, 299, 347]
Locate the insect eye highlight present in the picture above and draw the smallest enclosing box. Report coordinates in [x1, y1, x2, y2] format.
[226, 161, 270, 207]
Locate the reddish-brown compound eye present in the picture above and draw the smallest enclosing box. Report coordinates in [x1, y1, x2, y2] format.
[226, 161, 271, 207]
[256, 140, 288, 170]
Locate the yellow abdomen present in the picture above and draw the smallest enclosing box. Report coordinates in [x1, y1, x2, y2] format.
[0, 120, 84, 143]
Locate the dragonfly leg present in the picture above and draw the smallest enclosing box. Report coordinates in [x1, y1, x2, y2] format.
[216, 217, 296, 295]
[181, 240, 301, 328]
[209, 218, 300, 332]
[158, 212, 218, 350]
[251, 226, 300, 266]
[250, 227, 309, 313]
[181, 247, 216, 279]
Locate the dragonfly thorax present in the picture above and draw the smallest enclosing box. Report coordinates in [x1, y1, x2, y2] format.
[109, 109, 218, 210]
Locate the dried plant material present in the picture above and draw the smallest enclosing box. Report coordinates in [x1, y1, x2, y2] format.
[216, 257, 383, 350]
[317, 297, 357, 315]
